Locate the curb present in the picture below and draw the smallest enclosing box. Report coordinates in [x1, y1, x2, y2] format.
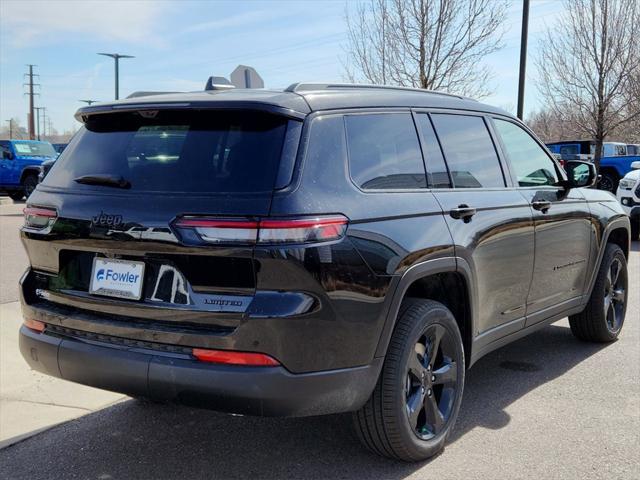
[0, 397, 125, 451]
[0, 197, 14, 206]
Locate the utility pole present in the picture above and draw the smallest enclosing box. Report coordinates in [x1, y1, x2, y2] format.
[39, 107, 47, 139]
[5, 119, 13, 139]
[97, 53, 134, 100]
[517, 0, 530, 120]
[79, 99, 97, 105]
[34, 107, 45, 140]
[24, 64, 40, 139]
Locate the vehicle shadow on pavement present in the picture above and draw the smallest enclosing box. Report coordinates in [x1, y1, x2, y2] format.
[0, 324, 610, 480]
[449, 323, 608, 443]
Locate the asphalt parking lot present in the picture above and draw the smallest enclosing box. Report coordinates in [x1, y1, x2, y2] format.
[0, 199, 638, 479]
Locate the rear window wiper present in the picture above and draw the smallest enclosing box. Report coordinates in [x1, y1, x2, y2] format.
[74, 174, 131, 189]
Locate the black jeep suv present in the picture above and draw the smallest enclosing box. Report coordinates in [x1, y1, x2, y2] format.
[19, 83, 630, 462]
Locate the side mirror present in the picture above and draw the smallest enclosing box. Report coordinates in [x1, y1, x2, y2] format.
[631, 161, 640, 170]
[2, 151, 14, 160]
[564, 160, 597, 189]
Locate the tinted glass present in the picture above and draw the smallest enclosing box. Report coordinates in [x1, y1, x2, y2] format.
[560, 145, 578, 155]
[44, 110, 288, 193]
[415, 114, 450, 188]
[345, 113, 426, 190]
[431, 114, 504, 188]
[494, 119, 559, 187]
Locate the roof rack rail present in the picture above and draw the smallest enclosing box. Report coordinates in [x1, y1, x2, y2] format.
[284, 82, 466, 99]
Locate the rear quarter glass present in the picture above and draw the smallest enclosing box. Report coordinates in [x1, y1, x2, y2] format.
[42, 110, 294, 194]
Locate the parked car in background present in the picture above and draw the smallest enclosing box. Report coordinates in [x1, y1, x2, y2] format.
[0, 139, 58, 200]
[19, 83, 631, 462]
[616, 160, 640, 239]
[37, 158, 56, 183]
[52, 143, 68, 154]
[627, 144, 640, 156]
[546, 140, 640, 192]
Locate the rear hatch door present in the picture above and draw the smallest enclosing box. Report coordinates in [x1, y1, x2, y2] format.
[25, 108, 295, 326]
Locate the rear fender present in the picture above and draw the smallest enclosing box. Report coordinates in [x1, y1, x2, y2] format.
[373, 257, 477, 361]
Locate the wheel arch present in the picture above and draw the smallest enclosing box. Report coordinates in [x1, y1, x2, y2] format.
[374, 257, 477, 368]
[585, 217, 630, 299]
[20, 167, 40, 184]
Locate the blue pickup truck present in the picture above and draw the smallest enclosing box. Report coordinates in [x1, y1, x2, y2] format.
[546, 140, 640, 192]
[0, 139, 58, 200]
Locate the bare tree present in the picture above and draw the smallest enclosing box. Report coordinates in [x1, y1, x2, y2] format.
[344, 0, 509, 99]
[537, 0, 640, 170]
[527, 109, 577, 143]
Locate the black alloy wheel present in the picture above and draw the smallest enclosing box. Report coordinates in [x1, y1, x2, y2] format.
[405, 323, 458, 440]
[354, 299, 465, 462]
[603, 256, 626, 334]
[570, 243, 628, 342]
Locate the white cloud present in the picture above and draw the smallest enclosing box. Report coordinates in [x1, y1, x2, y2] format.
[0, 0, 172, 47]
[183, 10, 285, 34]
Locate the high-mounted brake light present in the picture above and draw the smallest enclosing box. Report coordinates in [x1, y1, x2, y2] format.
[174, 215, 348, 245]
[192, 348, 280, 366]
[23, 206, 57, 230]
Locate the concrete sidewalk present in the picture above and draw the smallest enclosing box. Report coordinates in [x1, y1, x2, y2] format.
[0, 301, 124, 449]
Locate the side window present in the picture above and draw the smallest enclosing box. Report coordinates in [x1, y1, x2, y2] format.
[1, 144, 11, 160]
[430, 114, 505, 188]
[560, 145, 578, 155]
[493, 119, 559, 187]
[345, 113, 426, 190]
[415, 114, 451, 188]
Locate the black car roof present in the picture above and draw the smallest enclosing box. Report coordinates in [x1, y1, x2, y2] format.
[74, 84, 512, 122]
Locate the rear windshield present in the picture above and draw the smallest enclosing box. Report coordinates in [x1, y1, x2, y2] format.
[43, 110, 289, 193]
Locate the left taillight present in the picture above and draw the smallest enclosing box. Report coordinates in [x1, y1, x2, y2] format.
[23, 318, 46, 333]
[173, 215, 348, 246]
[23, 206, 57, 230]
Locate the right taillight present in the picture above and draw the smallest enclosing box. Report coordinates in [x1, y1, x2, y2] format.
[173, 215, 348, 246]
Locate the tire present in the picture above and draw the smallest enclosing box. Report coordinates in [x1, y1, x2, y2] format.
[598, 172, 618, 193]
[23, 174, 38, 199]
[353, 299, 465, 462]
[631, 219, 639, 241]
[8, 190, 24, 201]
[569, 244, 628, 342]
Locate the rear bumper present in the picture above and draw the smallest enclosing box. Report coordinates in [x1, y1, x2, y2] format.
[19, 326, 382, 417]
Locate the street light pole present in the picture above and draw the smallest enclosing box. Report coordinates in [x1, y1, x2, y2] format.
[97, 53, 135, 100]
[517, 0, 530, 120]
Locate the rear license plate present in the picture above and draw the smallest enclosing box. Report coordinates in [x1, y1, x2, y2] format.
[89, 257, 145, 300]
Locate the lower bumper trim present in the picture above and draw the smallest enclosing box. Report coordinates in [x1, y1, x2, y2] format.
[19, 326, 382, 417]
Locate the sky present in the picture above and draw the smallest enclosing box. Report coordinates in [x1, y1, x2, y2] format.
[0, 0, 564, 134]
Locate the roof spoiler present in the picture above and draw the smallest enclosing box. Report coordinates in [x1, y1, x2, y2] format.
[126, 91, 180, 99]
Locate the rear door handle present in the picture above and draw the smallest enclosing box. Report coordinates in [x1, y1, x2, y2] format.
[450, 204, 476, 222]
[532, 200, 552, 212]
